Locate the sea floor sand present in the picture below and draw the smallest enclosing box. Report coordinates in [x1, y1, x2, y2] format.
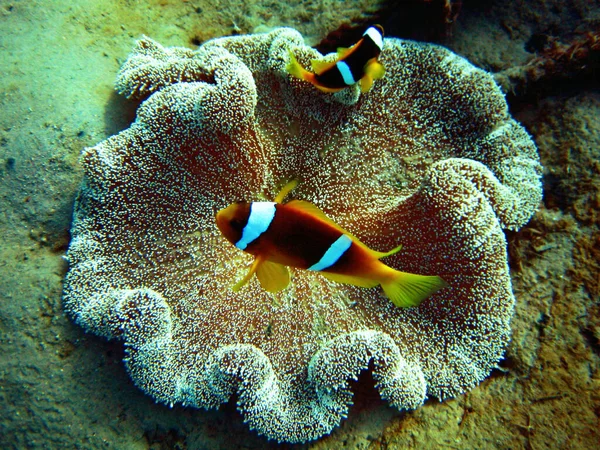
[1, 0, 598, 448]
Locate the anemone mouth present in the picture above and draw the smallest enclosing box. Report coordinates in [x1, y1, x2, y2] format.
[64, 28, 541, 443]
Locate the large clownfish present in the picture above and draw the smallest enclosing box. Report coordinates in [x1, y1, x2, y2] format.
[215, 181, 447, 308]
[286, 25, 386, 93]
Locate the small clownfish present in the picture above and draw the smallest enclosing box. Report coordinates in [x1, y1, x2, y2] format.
[215, 181, 447, 308]
[286, 25, 386, 93]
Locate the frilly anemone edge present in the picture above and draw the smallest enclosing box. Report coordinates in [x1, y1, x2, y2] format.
[63, 28, 542, 443]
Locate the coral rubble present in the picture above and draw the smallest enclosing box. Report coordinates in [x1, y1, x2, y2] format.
[63, 28, 541, 443]
[495, 31, 600, 99]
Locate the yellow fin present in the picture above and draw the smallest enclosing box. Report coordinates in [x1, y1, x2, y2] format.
[310, 58, 336, 75]
[257, 260, 290, 293]
[286, 199, 358, 238]
[285, 199, 330, 221]
[371, 244, 403, 260]
[273, 179, 299, 203]
[365, 59, 385, 80]
[381, 271, 447, 308]
[232, 256, 264, 292]
[287, 50, 311, 81]
[314, 84, 344, 93]
[359, 74, 373, 93]
[336, 46, 352, 59]
[321, 271, 379, 288]
[285, 199, 383, 254]
[359, 60, 385, 93]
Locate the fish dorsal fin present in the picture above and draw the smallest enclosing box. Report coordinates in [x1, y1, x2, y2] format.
[256, 260, 290, 293]
[285, 200, 363, 243]
[286, 200, 403, 260]
[310, 58, 336, 75]
[273, 179, 299, 203]
[286, 199, 347, 231]
[370, 244, 403, 260]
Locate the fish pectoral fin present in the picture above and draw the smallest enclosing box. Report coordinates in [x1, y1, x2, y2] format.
[359, 75, 374, 93]
[256, 260, 290, 293]
[360, 60, 385, 93]
[310, 58, 336, 75]
[321, 271, 379, 288]
[232, 256, 264, 292]
[365, 59, 385, 80]
[381, 271, 447, 308]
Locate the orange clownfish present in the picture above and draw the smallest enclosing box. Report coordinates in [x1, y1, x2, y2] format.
[215, 181, 447, 308]
[286, 25, 386, 93]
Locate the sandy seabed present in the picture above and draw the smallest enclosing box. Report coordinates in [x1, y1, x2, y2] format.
[1, 0, 598, 448]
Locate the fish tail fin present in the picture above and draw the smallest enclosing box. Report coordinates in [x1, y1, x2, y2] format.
[381, 270, 447, 308]
[287, 50, 314, 83]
